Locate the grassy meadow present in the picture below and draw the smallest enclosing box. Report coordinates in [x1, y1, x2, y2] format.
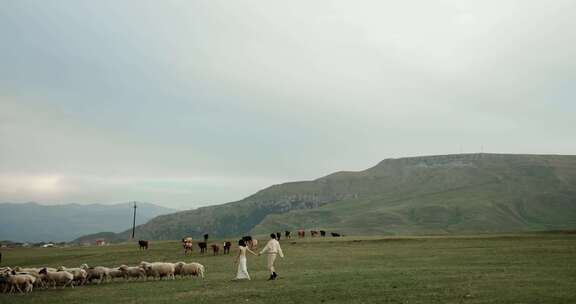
[1, 233, 575, 304]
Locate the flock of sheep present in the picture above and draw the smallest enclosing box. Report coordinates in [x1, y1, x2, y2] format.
[0, 261, 205, 295]
[1, 230, 343, 295]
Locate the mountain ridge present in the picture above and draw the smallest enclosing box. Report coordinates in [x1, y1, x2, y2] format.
[77, 153, 576, 242]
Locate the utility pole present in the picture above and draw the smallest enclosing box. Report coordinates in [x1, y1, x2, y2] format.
[131, 201, 137, 240]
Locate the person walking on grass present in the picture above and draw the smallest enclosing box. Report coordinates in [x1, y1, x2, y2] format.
[234, 239, 257, 280]
[259, 233, 284, 280]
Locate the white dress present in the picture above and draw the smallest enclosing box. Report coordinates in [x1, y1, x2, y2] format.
[235, 246, 251, 280]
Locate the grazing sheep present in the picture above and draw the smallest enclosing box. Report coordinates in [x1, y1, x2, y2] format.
[16, 267, 53, 288]
[108, 267, 127, 281]
[174, 262, 204, 279]
[6, 268, 41, 284]
[119, 265, 146, 280]
[39, 268, 74, 289]
[14, 269, 45, 289]
[14, 266, 55, 273]
[139, 262, 155, 280]
[81, 264, 111, 284]
[57, 266, 87, 285]
[6, 271, 36, 294]
[140, 262, 175, 280]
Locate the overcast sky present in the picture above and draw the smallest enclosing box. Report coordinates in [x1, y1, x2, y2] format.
[1, 0, 575, 210]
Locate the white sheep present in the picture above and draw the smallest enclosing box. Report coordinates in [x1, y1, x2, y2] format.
[57, 266, 88, 285]
[80, 264, 111, 284]
[6, 272, 36, 294]
[14, 266, 56, 273]
[119, 265, 146, 280]
[139, 262, 175, 280]
[39, 268, 74, 289]
[108, 267, 127, 281]
[5, 268, 47, 289]
[174, 262, 205, 279]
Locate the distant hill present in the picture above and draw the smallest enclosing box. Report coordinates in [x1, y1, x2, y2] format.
[80, 154, 576, 242]
[0, 202, 176, 242]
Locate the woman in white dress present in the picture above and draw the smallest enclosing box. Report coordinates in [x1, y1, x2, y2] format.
[234, 239, 257, 280]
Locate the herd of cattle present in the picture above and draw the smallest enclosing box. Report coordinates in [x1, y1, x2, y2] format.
[175, 235, 258, 256]
[169, 231, 342, 256]
[0, 261, 204, 294]
[0, 229, 342, 295]
[135, 230, 342, 257]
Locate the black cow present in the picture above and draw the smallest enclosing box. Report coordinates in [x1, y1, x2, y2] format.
[331, 232, 341, 237]
[138, 240, 149, 250]
[285, 231, 292, 239]
[276, 232, 281, 241]
[320, 230, 326, 237]
[198, 242, 208, 254]
[223, 241, 232, 254]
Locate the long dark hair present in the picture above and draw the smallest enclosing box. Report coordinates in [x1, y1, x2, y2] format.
[238, 239, 246, 247]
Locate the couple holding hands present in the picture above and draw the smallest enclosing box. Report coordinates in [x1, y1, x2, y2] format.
[234, 233, 284, 281]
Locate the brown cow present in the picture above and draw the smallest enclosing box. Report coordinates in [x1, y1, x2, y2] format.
[298, 229, 305, 238]
[211, 244, 220, 256]
[310, 230, 319, 237]
[138, 240, 149, 250]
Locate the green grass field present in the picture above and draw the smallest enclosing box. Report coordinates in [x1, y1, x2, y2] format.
[1, 233, 575, 304]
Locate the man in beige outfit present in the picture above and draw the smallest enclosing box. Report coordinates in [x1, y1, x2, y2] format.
[259, 233, 284, 280]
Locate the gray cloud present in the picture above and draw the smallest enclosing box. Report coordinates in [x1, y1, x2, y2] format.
[1, 0, 575, 208]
